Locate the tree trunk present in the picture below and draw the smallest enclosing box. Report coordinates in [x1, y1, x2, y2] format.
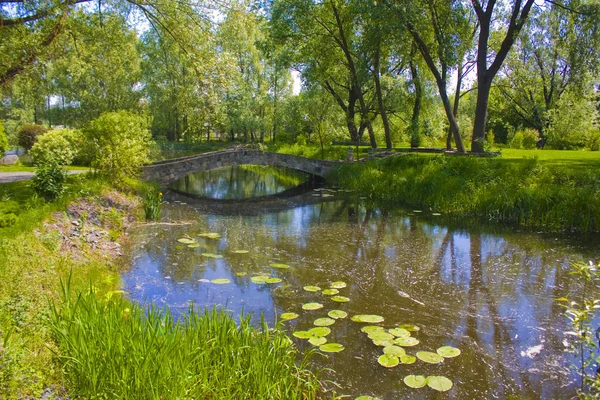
[409, 59, 422, 148]
[447, 61, 464, 150]
[374, 45, 392, 150]
[471, 76, 492, 153]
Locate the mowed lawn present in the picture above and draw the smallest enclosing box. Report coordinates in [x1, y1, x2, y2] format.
[499, 148, 600, 171]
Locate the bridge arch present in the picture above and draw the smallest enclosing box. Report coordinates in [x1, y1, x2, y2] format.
[141, 149, 346, 187]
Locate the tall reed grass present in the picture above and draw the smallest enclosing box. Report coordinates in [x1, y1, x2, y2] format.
[48, 282, 324, 399]
[329, 155, 600, 232]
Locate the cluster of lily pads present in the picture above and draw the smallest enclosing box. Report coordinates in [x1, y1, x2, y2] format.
[280, 280, 349, 353]
[350, 316, 460, 396]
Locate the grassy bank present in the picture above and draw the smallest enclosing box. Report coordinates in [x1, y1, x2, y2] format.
[329, 154, 600, 233]
[0, 175, 325, 399]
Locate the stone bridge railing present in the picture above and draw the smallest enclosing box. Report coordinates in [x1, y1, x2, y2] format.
[141, 149, 347, 187]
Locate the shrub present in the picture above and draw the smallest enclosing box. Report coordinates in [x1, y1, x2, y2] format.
[586, 130, 600, 151]
[0, 121, 8, 154]
[30, 129, 82, 166]
[520, 128, 538, 149]
[17, 124, 47, 151]
[84, 111, 152, 181]
[31, 163, 68, 202]
[507, 130, 524, 149]
[546, 92, 597, 150]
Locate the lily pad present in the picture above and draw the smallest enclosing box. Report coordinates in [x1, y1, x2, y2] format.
[293, 331, 312, 339]
[361, 326, 384, 334]
[389, 328, 411, 338]
[308, 337, 327, 346]
[235, 272, 247, 277]
[302, 302, 324, 311]
[331, 296, 350, 303]
[319, 343, 344, 353]
[250, 275, 270, 284]
[437, 346, 461, 358]
[188, 243, 201, 248]
[397, 323, 421, 332]
[198, 232, 221, 239]
[432, 213, 442, 216]
[270, 263, 290, 269]
[177, 238, 196, 244]
[373, 338, 395, 347]
[351, 314, 384, 323]
[355, 397, 381, 400]
[368, 331, 394, 341]
[416, 351, 444, 364]
[308, 327, 331, 337]
[328, 310, 348, 319]
[400, 354, 416, 364]
[395, 337, 420, 347]
[265, 277, 282, 284]
[383, 346, 406, 357]
[314, 318, 335, 327]
[377, 354, 399, 368]
[427, 376, 453, 392]
[303, 285, 321, 292]
[211, 278, 230, 284]
[322, 288, 339, 295]
[232, 250, 249, 254]
[403, 375, 427, 389]
[201, 253, 223, 259]
[330, 281, 347, 289]
[280, 313, 299, 321]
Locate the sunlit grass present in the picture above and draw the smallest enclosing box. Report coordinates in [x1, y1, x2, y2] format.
[49, 284, 324, 399]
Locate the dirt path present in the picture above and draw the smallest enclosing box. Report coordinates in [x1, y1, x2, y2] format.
[0, 170, 88, 184]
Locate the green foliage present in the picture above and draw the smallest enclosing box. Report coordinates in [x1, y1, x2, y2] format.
[143, 190, 163, 220]
[586, 130, 600, 151]
[508, 128, 538, 149]
[329, 154, 600, 232]
[30, 129, 82, 166]
[0, 121, 8, 154]
[17, 124, 47, 151]
[31, 163, 68, 202]
[558, 261, 600, 398]
[84, 111, 152, 181]
[49, 287, 322, 399]
[0, 213, 17, 228]
[546, 92, 599, 150]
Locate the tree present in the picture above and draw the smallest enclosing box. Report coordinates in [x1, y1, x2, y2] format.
[385, 0, 471, 152]
[494, 1, 600, 137]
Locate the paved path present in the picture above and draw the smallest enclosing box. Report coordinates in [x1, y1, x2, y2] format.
[0, 170, 88, 184]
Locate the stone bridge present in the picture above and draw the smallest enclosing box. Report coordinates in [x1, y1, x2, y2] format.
[141, 149, 347, 187]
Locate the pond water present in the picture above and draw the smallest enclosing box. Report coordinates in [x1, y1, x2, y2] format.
[121, 166, 599, 399]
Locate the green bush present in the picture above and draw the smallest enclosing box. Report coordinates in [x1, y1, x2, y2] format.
[17, 124, 48, 152]
[84, 111, 152, 181]
[586, 130, 600, 151]
[30, 129, 82, 166]
[31, 163, 68, 202]
[546, 92, 597, 150]
[143, 190, 162, 220]
[0, 121, 8, 155]
[507, 128, 538, 149]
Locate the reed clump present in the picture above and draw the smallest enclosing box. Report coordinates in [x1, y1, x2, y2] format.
[49, 283, 323, 399]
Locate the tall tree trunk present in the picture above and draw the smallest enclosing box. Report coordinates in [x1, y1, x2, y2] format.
[272, 75, 278, 142]
[409, 57, 422, 148]
[373, 45, 392, 150]
[471, 76, 492, 152]
[447, 61, 464, 150]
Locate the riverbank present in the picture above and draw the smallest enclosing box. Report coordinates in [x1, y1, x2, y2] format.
[0, 176, 325, 399]
[328, 153, 600, 233]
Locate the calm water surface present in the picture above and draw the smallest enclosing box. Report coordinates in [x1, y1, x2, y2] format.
[121, 167, 599, 399]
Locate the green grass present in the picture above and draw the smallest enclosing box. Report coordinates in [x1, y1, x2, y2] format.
[329, 154, 600, 232]
[0, 164, 90, 173]
[49, 285, 323, 399]
[499, 148, 600, 171]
